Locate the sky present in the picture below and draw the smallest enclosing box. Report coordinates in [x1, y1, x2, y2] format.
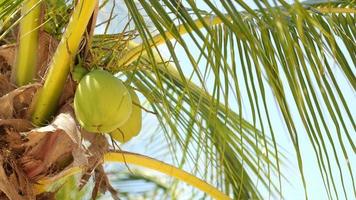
[96, 0, 355, 199]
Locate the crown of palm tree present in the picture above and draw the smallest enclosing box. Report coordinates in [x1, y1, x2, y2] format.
[0, 0, 355, 199]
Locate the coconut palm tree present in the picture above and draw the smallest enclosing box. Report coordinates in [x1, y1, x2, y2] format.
[0, 0, 355, 199]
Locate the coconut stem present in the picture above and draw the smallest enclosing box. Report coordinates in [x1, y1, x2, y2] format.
[31, 0, 98, 125]
[12, 0, 41, 86]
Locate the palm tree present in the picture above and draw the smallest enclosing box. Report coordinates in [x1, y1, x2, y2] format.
[0, 0, 354, 199]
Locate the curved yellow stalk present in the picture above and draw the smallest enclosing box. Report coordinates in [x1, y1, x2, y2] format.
[35, 152, 231, 200]
[12, 0, 41, 86]
[104, 152, 230, 200]
[315, 7, 356, 14]
[114, 16, 224, 68]
[31, 0, 98, 125]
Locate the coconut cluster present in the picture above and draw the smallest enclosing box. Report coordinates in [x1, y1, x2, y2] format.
[73, 69, 142, 142]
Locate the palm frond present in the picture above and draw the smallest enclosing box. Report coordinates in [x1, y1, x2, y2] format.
[91, 0, 355, 199]
[0, 0, 22, 42]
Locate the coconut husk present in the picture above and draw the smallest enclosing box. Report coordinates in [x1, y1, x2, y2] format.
[0, 127, 35, 199]
[0, 44, 15, 69]
[0, 83, 40, 119]
[37, 31, 59, 79]
[0, 155, 30, 200]
[20, 109, 87, 181]
[0, 74, 15, 97]
[0, 101, 93, 199]
[0, 45, 16, 97]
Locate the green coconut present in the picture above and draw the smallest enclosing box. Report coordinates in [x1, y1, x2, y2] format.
[74, 69, 132, 133]
[110, 88, 142, 143]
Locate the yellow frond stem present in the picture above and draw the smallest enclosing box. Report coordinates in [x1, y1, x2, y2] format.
[12, 0, 41, 86]
[104, 152, 231, 200]
[314, 7, 356, 14]
[31, 0, 98, 125]
[115, 16, 224, 68]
